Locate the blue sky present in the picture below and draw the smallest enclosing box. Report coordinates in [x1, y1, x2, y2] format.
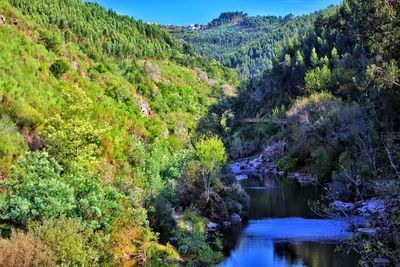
[89, 0, 343, 25]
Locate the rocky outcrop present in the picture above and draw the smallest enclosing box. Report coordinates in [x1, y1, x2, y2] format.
[331, 198, 385, 217]
[206, 222, 221, 232]
[230, 141, 316, 186]
[287, 172, 316, 186]
[0, 14, 6, 24]
[135, 95, 151, 117]
[144, 62, 162, 83]
[195, 68, 217, 86]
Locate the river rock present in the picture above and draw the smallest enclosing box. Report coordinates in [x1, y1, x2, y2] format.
[356, 228, 377, 236]
[331, 200, 355, 213]
[287, 172, 316, 186]
[373, 258, 391, 266]
[207, 222, 220, 232]
[357, 198, 385, 216]
[222, 221, 232, 230]
[229, 213, 242, 225]
[236, 174, 248, 181]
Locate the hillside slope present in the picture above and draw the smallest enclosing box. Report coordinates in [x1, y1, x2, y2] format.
[171, 9, 336, 79]
[0, 0, 240, 265]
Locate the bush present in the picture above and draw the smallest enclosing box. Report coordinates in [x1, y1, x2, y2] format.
[39, 30, 63, 53]
[108, 208, 180, 266]
[174, 209, 223, 265]
[0, 232, 55, 267]
[50, 59, 70, 78]
[277, 156, 297, 172]
[148, 196, 176, 237]
[311, 146, 334, 182]
[31, 217, 107, 266]
[0, 152, 75, 226]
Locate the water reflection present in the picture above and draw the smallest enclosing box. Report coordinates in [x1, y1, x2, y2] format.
[220, 173, 359, 267]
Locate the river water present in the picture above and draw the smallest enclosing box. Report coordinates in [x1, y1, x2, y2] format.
[219, 172, 359, 267]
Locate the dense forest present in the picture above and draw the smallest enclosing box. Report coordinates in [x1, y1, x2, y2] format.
[173, 10, 333, 79]
[201, 0, 400, 265]
[0, 0, 399, 266]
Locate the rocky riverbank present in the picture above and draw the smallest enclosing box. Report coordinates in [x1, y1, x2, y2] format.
[229, 141, 316, 186]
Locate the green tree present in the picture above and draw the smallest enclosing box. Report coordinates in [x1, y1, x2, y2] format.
[194, 137, 226, 203]
[310, 47, 318, 67]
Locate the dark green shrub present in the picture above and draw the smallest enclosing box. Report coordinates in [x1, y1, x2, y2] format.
[311, 146, 334, 182]
[39, 31, 62, 53]
[50, 59, 70, 78]
[277, 156, 297, 172]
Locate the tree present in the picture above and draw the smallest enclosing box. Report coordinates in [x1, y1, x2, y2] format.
[304, 65, 333, 93]
[194, 137, 226, 203]
[310, 47, 318, 67]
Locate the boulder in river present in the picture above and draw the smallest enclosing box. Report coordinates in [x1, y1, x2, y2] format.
[207, 222, 221, 232]
[222, 221, 232, 230]
[229, 213, 242, 225]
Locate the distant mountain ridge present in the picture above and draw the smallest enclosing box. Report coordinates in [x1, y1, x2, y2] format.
[168, 8, 335, 79]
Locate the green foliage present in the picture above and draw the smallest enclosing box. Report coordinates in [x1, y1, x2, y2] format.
[39, 30, 63, 53]
[31, 217, 108, 266]
[195, 137, 227, 175]
[0, 152, 74, 226]
[311, 147, 334, 182]
[0, 152, 124, 230]
[175, 209, 223, 266]
[49, 59, 70, 78]
[304, 65, 333, 93]
[277, 156, 297, 172]
[43, 87, 106, 172]
[177, 11, 325, 79]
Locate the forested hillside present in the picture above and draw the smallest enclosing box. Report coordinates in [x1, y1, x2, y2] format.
[202, 0, 400, 264]
[0, 0, 246, 266]
[172, 10, 333, 79]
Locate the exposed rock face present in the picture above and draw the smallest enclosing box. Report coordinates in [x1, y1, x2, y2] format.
[229, 141, 316, 186]
[221, 84, 234, 96]
[0, 15, 6, 24]
[144, 62, 161, 83]
[195, 68, 217, 86]
[23, 132, 43, 151]
[135, 95, 151, 117]
[287, 172, 316, 186]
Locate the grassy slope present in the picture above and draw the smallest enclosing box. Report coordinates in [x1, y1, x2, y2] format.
[0, 0, 233, 180]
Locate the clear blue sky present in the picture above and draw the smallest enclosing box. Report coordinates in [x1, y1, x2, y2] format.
[89, 0, 343, 25]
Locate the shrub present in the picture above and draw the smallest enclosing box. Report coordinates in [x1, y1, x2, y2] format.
[43, 87, 106, 172]
[0, 152, 75, 226]
[174, 209, 223, 265]
[0, 232, 55, 267]
[277, 156, 297, 172]
[50, 59, 70, 78]
[31, 217, 107, 266]
[311, 146, 334, 182]
[148, 196, 176, 237]
[39, 30, 62, 53]
[108, 208, 180, 266]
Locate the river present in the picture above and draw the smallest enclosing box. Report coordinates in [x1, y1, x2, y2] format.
[219, 172, 360, 267]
